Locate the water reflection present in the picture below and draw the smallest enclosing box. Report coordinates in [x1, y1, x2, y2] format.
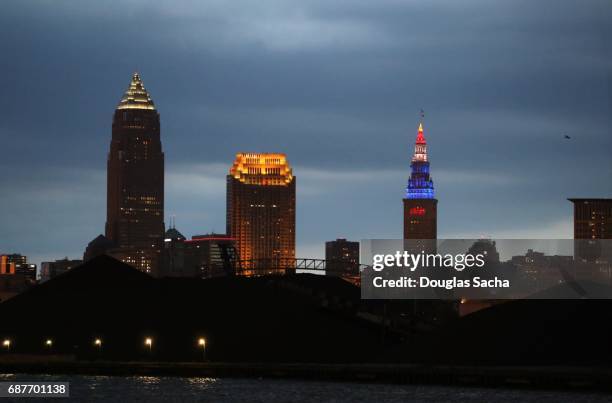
[186, 377, 218, 391]
[0, 373, 608, 402]
[133, 375, 161, 385]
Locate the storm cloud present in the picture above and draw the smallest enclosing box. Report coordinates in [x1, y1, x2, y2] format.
[1, 0, 610, 265]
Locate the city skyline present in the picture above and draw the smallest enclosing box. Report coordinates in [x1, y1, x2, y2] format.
[1, 0, 611, 267]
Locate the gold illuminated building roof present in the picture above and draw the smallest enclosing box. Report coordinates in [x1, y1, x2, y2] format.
[229, 153, 294, 186]
[117, 72, 156, 111]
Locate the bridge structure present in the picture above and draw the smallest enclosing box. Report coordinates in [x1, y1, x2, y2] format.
[230, 258, 372, 285]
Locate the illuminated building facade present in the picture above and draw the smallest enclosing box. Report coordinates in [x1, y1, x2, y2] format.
[226, 153, 296, 273]
[569, 199, 612, 262]
[3, 254, 37, 284]
[325, 238, 360, 277]
[0, 255, 15, 275]
[569, 199, 612, 239]
[105, 73, 165, 276]
[403, 122, 437, 240]
[0, 254, 36, 300]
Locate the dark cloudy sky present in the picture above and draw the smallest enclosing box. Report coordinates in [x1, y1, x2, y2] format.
[1, 0, 611, 266]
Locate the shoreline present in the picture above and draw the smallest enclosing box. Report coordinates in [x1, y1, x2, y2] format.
[1, 358, 611, 393]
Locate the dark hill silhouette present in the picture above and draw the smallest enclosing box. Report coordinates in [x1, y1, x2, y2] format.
[407, 296, 612, 366]
[4, 256, 612, 366]
[0, 255, 383, 362]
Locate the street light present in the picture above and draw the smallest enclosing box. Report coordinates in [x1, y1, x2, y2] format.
[92, 338, 103, 358]
[45, 339, 53, 350]
[198, 337, 206, 361]
[3, 339, 11, 352]
[145, 337, 153, 353]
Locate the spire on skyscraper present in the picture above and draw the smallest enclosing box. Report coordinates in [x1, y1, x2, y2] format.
[406, 121, 434, 199]
[415, 122, 426, 145]
[117, 72, 156, 111]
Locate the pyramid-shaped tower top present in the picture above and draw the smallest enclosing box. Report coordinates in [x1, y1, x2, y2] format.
[117, 72, 156, 111]
[415, 122, 426, 145]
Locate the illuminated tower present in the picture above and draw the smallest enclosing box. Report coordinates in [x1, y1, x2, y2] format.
[227, 153, 296, 274]
[105, 72, 165, 276]
[403, 122, 437, 240]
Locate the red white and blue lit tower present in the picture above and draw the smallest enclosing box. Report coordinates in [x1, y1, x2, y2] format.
[403, 122, 437, 240]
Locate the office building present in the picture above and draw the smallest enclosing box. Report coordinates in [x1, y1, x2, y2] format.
[162, 229, 238, 278]
[325, 238, 359, 277]
[105, 72, 165, 275]
[569, 198, 612, 263]
[40, 258, 83, 282]
[226, 153, 296, 274]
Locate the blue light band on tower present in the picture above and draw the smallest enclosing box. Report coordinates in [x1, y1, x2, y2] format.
[405, 122, 435, 199]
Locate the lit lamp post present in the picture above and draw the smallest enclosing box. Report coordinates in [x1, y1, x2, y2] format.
[3, 339, 11, 352]
[198, 337, 206, 361]
[94, 338, 102, 355]
[45, 339, 53, 352]
[145, 337, 153, 354]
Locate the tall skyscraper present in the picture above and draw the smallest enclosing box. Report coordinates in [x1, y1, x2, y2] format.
[105, 73, 165, 275]
[403, 122, 437, 240]
[227, 153, 296, 273]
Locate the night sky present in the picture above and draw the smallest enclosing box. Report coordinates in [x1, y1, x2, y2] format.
[1, 0, 611, 266]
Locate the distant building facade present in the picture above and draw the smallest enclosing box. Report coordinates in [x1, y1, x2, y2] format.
[403, 122, 437, 254]
[186, 234, 238, 278]
[0, 255, 15, 275]
[83, 234, 116, 262]
[40, 258, 83, 283]
[226, 153, 296, 273]
[14, 263, 37, 284]
[162, 229, 238, 278]
[569, 199, 612, 239]
[0, 254, 37, 282]
[325, 239, 359, 277]
[0, 254, 37, 300]
[510, 249, 574, 290]
[569, 199, 612, 263]
[105, 73, 165, 276]
[162, 227, 187, 277]
[5, 254, 27, 267]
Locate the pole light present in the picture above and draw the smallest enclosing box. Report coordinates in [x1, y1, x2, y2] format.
[145, 337, 153, 353]
[2, 339, 11, 352]
[94, 338, 102, 351]
[198, 337, 206, 361]
[45, 339, 53, 350]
